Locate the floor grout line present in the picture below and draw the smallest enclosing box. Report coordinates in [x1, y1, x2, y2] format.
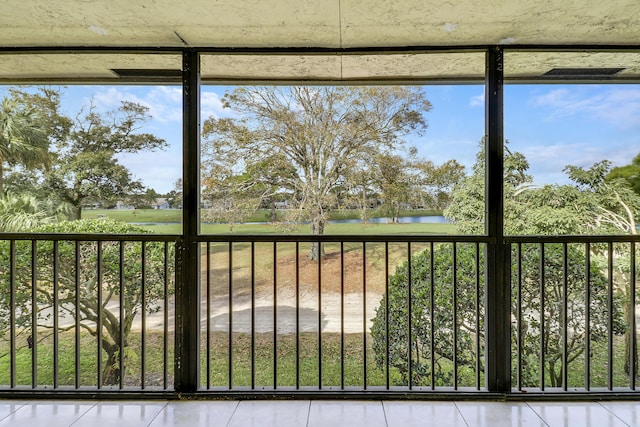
[305, 400, 311, 427]
[452, 401, 470, 427]
[379, 400, 388, 427]
[524, 401, 552, 427]
[225, 400, 241, 427]
[596, 401, 633, 427]
[145, 400, 169, 427]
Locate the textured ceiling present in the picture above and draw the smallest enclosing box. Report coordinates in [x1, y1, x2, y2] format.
[1, 0, 640, 82]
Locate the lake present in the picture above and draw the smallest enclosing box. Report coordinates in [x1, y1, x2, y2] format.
[330, 215, 449, 224]
[133, 215, 450, 226]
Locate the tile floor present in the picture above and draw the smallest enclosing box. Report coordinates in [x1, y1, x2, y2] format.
[0, 399, 638, 426]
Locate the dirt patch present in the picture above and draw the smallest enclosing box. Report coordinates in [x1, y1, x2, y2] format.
[201, 246, 389, 298]
[276, 250, 385, 294]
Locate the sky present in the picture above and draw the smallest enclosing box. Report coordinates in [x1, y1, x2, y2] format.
[2, 83, 639, 194]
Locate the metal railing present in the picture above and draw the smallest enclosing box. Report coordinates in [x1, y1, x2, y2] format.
[0, 233, 177, 393]
[0, 232, 638, 398]
[507, 236, 639, 393]
[197, 236, 488, 394]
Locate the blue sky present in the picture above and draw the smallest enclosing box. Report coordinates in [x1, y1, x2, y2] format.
[3, 83, 639, 194]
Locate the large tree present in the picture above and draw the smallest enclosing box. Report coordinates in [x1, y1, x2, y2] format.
[202, 86, 432, 259]
[0, 95, 50, 194]
[42, 98, 167, 219]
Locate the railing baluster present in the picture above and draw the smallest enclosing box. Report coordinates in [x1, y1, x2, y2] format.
[295, 242, 300, 390]
[163, 242, 169, 390]
[76, 241, 82, 389]
[31, 240, 37, 389]
[96, 241, 102, 389]
[251, 241, 256, 390]
[608, 241, 614, 391]
[516, 243, 522, 391]
[9, 240, 15, 389]
[453, 242, 458, 390]
[228, 242, 233, 389]
[206, 242, 211, 389]
[562, 243, 568, 391]
[540, 243, 545, 391]
[119, 241, 125, 390]
[385, 241, 390, 390]
[429, 242, 435, 390]
[585, 243, 591, 391]
[407, 242, 412, 390]
[475, 242, 481, 390]
[362, 242, 367, 390]
[341, 242, 345, 390]
[318, 240, 322, 389]
[141, 241, 147, 389]
[631, 241, 637, 391]
[273, 241, 277, 389]
[53, 241, 60, 389]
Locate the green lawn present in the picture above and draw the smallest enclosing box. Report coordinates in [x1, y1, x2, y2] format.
[1, 329, 632, 390]
[81, 208, 456, 235]
[82, 208, 444, 226]
[140, 221, 456, 235]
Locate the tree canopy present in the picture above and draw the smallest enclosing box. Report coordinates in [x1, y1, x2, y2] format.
[374, 139, 635, 387]
[201, 86, 437, 257]
[0, 95, 50, 194]
[606, 152, 640, 196]
[6, 89, 167, 219]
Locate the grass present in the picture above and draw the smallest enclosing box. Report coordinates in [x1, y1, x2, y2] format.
[137, 222, 457, 235]
[81, 208, 444, 226]
[1, 328, 634, 391]
[82, 209, 182, 223]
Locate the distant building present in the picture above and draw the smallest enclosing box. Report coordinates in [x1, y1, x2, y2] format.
[152, 198, 171, 210]
[115, 201, 135, 210]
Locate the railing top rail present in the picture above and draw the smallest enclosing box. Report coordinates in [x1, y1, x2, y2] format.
[505, 234, 640, 244]
[1, 232, 636, 244]
[0, 232, 181, 242]
[194, 234, 494, 243]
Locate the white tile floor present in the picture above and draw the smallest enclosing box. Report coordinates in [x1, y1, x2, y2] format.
[0, 400, 638, 427]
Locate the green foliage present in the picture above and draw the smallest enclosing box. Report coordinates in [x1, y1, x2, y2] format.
[513, 243, 624, 387]
[0, 95, 51, 193]
[6, 88, 166, 218]
[371, 243, 484, 386]
[380, 139, 633, 388]
[0, 219, 174, 385]
[202, 86, 432, 248]
[371, 242, 623, 387]
[606, 153, 640, 196]
[0, 193, 71, 231]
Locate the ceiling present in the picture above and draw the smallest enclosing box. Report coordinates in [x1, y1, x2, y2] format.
[1, 0, 640, 83]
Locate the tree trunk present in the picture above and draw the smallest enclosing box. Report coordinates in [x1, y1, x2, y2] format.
[101, 342, 122, 385]
[71, 203, 82, 220]
[361, 187, 368, 223]
[270, 199, 277, 223]
[624, 299, 638, 378]
[309, 214, 325, 260]
[0, 160, 4, 195]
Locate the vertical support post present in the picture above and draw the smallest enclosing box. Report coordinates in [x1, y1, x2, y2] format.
[485, 46, 511, 393]
[175, 49, 201, 393]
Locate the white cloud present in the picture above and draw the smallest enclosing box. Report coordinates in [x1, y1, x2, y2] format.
[201, 91, 227, 119]
[91, 86, 182, 123]
[469, 92, 484, 107]
[531, 87, 640, 130]
[519, 142, 639, 185]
